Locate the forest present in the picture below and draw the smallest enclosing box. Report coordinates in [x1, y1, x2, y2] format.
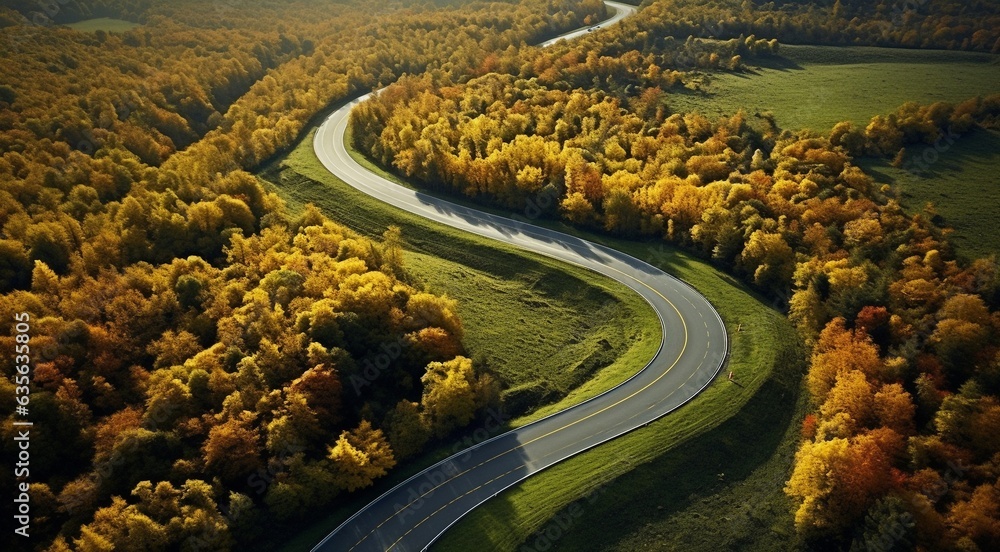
[2, 0, 1000, 550]
[347, 0, 1000, 550]
[0, 0, 608, 550]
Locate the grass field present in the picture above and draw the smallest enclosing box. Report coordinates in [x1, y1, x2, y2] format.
[65, 17, 139, 32]
[672, 45, 1000, 133]
[859, 129, 1000, 260]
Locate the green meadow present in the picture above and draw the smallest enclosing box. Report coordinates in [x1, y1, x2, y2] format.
[672, 44, 999, 133]
[65, 17, 139, 32]
[861, 129, 1000, 260]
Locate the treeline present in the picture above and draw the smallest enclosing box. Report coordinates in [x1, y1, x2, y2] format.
[348, 1, 1000, 549]
[0, 0, 153, 25]
[0, 0, 610, 550]
[634, 0, 1000, 53]
[1, 7, 309, 166]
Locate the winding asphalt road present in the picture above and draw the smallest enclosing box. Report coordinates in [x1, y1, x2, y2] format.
[310, 2, 729, 551]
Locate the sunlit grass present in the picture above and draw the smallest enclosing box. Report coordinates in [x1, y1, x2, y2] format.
[671, 44, 1000, 133]
[65, 18, 139, 32]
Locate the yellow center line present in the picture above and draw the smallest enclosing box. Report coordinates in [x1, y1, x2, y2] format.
[386, 464, 530, 550]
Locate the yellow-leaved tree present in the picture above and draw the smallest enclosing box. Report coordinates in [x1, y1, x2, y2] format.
[420, 356, 495, 438]
[807, 318, 883, 404]
[786, 428, 902, 534]
[328, 421, 396, 492]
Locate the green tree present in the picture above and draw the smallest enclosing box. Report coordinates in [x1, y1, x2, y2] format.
[384, 400, 431, 460]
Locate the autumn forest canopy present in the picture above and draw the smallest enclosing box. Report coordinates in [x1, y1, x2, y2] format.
[2, 0, 1000, 551]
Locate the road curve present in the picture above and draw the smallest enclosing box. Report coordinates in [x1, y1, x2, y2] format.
[310, 3, 728, 551]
